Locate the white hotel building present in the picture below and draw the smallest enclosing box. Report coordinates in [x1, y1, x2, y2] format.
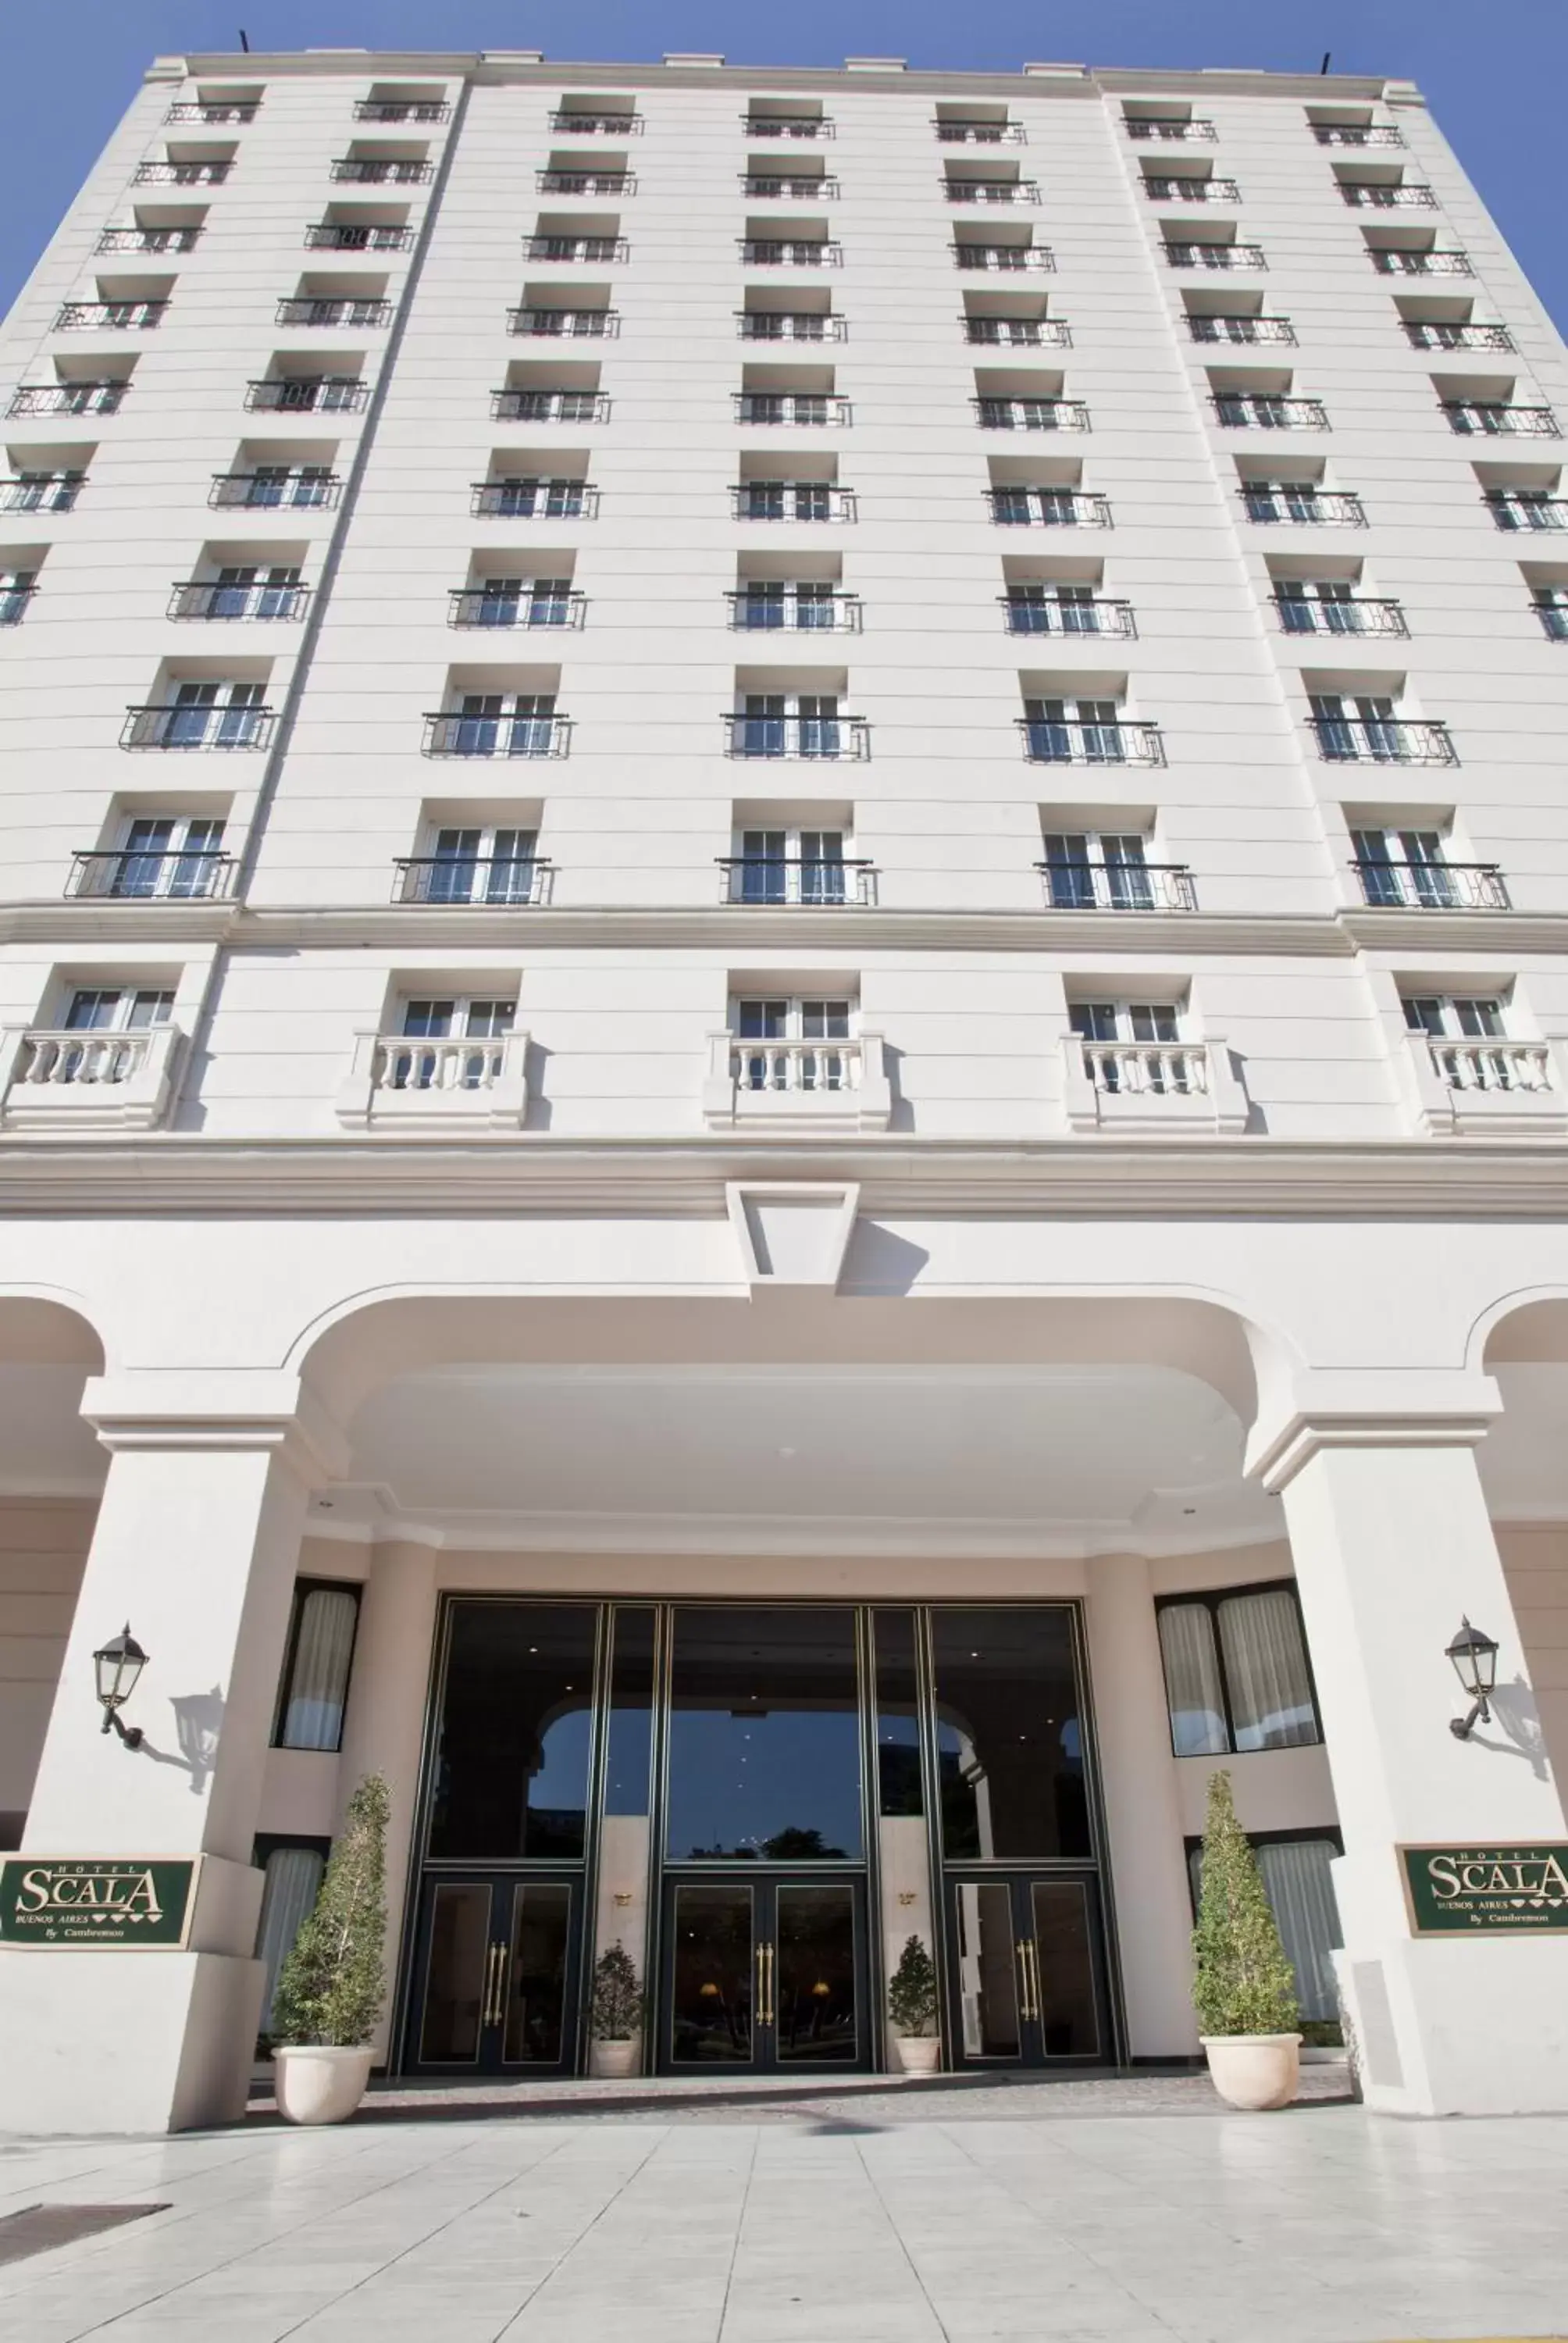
[0, 46, 1566, 2134]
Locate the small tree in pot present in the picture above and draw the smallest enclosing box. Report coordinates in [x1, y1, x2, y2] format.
[1192, 1769, 1301, 2110]
[271, 1773, 390, 2125]
[589, 1942, 644, 2077]
[887, 1934, 941, 2074]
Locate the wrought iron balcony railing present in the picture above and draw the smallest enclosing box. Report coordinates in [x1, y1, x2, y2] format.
[1143, 176, 1242, 201]
[393, 854, 551, 905]
[1164, 241, 1267, 271]
[1442, 401, 1559, 437]
[1371, 248, 1472, 276]
[1188, 315, 1295, 344]
[275, 297, 392, 328]
[507, 306, 619, 337]
[168, 579, 310, 620]
[1404, 322, 1513, 351]
[945, 180, 1042, 204]
[718, 857, 875, 905]
[423, 711, 571, 757]
[739, 174, 840, 198]
[736, 311, 846, 341]
[741, 113, 832, 137]
[120, 702, 275, 750]
[245, 376, 369, 412]
[723, 712, 869, 758]
[0, 476, 80, 511]
[523, 235, 629, 263]
[1313, 123, 1404, 146]
[1036, 861, 1195, 910]
[739, 240, 842, 266]
[1124, 117, 1217, 141]
[1241, 487, 1365, 524]
[1338, 182, 1436, 207]
[1484, 492, 1568, 530]
[210, 469, 341, 508]
[165, 100, 258, 122]
[97, 226, 201, 253]
[975, 397, 1090, 432]
[1020, 718, 1164, 765]
[733, 394, 850, 426]
[726, 590, 861, 631]
[490, 387, 609, 423]
[66, 847, 235, 900]
[550, 111, 643, 134]
[1535, 599, 1568, 639]
[305, 222, 415, 251]
[0, 583, 35, 622]
[471, 480, 598, 519]
[55, 301, 166, 331]
[952, 243, 1053, 271]
[1270, 594, 1406, 635]
[730, 484, 857, 522]
[1352, 859, 1507, 909]
[330, 158, 433, 183]
[988, 487, 1112, 526]
[354, 98, 450, 122]
[537, 169, 636, 194]
[1213, 394, 1329, 429]
[9, 380, 126, 416]
[962, 316, 1071, 346]
[447, 586, 586, 627]
[932, 119, 1025, 144]
[1310, 717, 1455, 764]
[132, 161, 230, 184]
[1003, 595, 1135, 637]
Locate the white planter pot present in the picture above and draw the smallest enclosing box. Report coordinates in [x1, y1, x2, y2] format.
[273, 2044, 375, 2127]
[590, 2038, 640, 2079]
[1201, 2032, 1303, 2112]
[895, 2036, 941, 2076]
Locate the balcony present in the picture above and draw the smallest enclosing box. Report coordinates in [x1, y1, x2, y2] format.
[275, 296, 392, 330]
[741, 113, 832, 138]
[975, 397, 1089, 432]
[97, 226, 201, 254]
[740, 173, 839, 199]
[448, 585, 586, 627]
[1213, 394, 1328, 429]
[491, 387, 609, 423]
[9, 380, 126, 417]
[1442, 402, 1559, 437]
[1404, 321, 1513, 353]
[330, 159, 433, 183]
[472, 480, 598, 519]
[164, 100, 257, 123]
[168, 579, 310, 621]
[1352, 860, 1508, 909]
[734, 393, 850, 426]
[932, 119, 1024, 144]
[952, 244, 1053, 273]
[507, 306, 619, 337]
[1313, 123, 1404, 146]
[739, 240, 841, 267]
[550, 111, 642, 134]
[1164, 241, 1268, 270]
[1309, 717, 1455, 764]
[0, 1022, 182, 1131]
[423, 711, 570, 757]
[1485, 493, 1568, 531]
[1036, 861, 1195, 911]
[66, 847, 235, 900]
[1020, 719, 1164, 765]
[336, 1029, 529, 1129]
[718, 857, 875, 904]
[963, 319, 1071, 351]
[1241, 487, 1364, 525]
[702, 1031, 891, 1130]
[724, 712, 868, 758]
[727, 590, 861, 632]
[121, 702, 275, 751]
[945, 180, 1042, 205]
[354, 98, 450, 122]
[393, 854, 551, 905]
[54, 300, 166, 331]
[1062, 1034, 1247, 1133]
[523, 235, 629, 263]
[731, 484, 857, 522]
[1124, 116, 1217, 141]
[305, 222, 415, 251]
[210, 470, 341, 508]
[1142, 177, 1241, 201]
[132, 161, 230, 184]
[1371, 248, 1471, 276]
[0, 476, 80, 512]
[1536, 598, 1568, 640]
[1338, 182, 1436, 208]
[1405, 1030, 1567, 1135]
[0, 582, 34, 623]
[1003, 595, 1134, 637]
[1188, 316, 1295, 344]
[245, 376, 369, 412]
[737, 312, 846, 342]
[989, 488, 1112, 527]
[540, 166, 635, 194]
[1270, 594, 1406, 635]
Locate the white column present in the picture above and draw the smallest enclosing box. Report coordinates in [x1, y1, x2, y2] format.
[333, 1538, 439, 2065]
[0, 1372, 339, 2134]
[1256, 1386, 1568, 2116]
[1085, 1552, 1199, 2057]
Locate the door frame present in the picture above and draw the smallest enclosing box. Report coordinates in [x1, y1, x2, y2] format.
[404, 1867, 586, 2079]
[941, 1867, 1114, 2070]
[655, 1867, 873, 2076]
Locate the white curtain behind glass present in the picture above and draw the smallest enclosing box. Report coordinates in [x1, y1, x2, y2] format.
[281, 1586, 358, 1749]
[1257, 1838, 1342, 2021]
[1218, 1588, 1317, 1750]
[1156, 1603, 1228, 1755]
[254, 1846, 324, 2031]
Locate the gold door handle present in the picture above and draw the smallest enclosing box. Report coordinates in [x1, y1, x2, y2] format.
[481, 1942, 498, 2027]
[763, 1942, 775, 2027]
[754, 1942, 766, 2029]
[1025, 1940, 1043, 2029]
[1015, 1940, 1037, 2024]
[483, 1942, 509, 2028]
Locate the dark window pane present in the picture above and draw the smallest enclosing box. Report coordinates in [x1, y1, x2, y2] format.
[1031, 1880, 1100, 2057]
[427, 1602, 596, 1858]
[419, 1882, 490, 2062]
[604, 1605, 656, 1817]
[669, 1884, 754, 2063]
[874, 1607, 923, 1815]
[775, 1885, 858, 2061]
[501, 1882, 573, 2064]
[932, 1606, 1090, 1859]
[951, 1879, 1021, 2056]
[666, 1606, 864, 1860]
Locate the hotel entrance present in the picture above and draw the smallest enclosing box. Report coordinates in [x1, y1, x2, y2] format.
[397, 1596, 1120, 2077]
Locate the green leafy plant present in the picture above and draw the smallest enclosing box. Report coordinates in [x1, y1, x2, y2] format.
[1191, 1769, 1300, 2038]
[590, 1942, 645, 2040]
[887, 1934, 939, 2038]
[271, 1774, 390, 2049]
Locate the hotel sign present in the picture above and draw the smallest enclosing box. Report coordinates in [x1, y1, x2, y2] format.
[1400, 1843, 1568, 1934]
[0, 1856, 199, 1949]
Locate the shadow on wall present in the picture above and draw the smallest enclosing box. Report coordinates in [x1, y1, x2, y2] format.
[136, 1685, 226, 1794]
[837, 1219, 931, 1296]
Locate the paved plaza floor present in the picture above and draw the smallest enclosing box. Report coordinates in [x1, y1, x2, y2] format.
[1, 2074, 1566, 2343]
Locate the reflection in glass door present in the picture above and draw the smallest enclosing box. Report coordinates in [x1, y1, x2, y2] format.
[409, 1874, 579, 2075]
[662, 1876, 865, 2074]
[945, 1872, 1107, 2069]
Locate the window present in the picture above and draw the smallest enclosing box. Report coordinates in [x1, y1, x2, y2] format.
[1485, 488, 1567, 531]
[105, 815, 227, 899]
[182, 563, 303, 620]
[1272, 578, 1402, 634]
[1309, 692, 1445, 762]
[1403, 993, 1548, 1094]
[479, 476, 587, 519]
[438, 693, 558, 756]
[737, 477, 835, 521]
[1242, 478, 1360, 524]
[141, 679, 269, 749]
[1402, 993, 1505, 1040]
[991, 485, 1103, 526]
[736, 997, 853, 1089]
[459, 575, 574, 628]
[735, 827, 847, 904]
[497, 387, 604, 422]
[6, 469, 83, 512]
[1187, 1835, 1343, 2024]
[965, 314, 1056, 347]
[251, 375, 365, 412]
[421, 825, 539, 904]
[1156, 1584, 1320, 1755]
[1445, 399, 1556, 437]
[1213, 390, 1323, 429]
[1352, 826, 1458, 908]
[64, 986, 174, 1033]
[252, 1838, 329, 2041]
[1042, 832, 1153, 910]
[733, 580, 839, 630]
[977, 395, 1083, 432]
[394, 997, 517, 1089]
[0, 567, 35, 623]
[1006, 583, 1114, 634]
[733, 692, 843, 757]
[1533, 585, 1568, 637]
[1071, 1000, 1191, 1092]
[1025, 697, 1133, 762]
[273, 1579, 361, 1750]
[224, 463, 335, 509]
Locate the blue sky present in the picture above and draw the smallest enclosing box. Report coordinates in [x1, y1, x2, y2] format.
[3, 0, 1566, 328]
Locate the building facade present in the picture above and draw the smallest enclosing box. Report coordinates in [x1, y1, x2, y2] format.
[1, 48, 1566, 2134]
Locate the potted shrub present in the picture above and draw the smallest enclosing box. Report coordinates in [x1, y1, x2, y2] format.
[269, 1773, 390, 2125]
[589, 1942, 644, 2077]
[887, 1934, 941, 2075]
[1192, 1769, 1302, 2110]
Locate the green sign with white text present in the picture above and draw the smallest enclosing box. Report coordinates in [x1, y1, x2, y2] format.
[0, 1856, 199, 1948]
[1400, 1843, 1568, 1934]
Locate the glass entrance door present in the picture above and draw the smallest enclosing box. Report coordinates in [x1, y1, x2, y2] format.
[408, 1874, 581, 2076]
[944, 1871, 1110, 2069]
[660, 1874, 868, 2074]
